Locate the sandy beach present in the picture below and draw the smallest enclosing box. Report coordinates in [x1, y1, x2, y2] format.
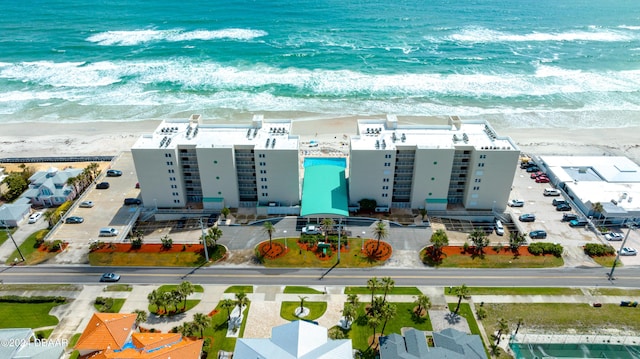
[1, 116, 639, 165]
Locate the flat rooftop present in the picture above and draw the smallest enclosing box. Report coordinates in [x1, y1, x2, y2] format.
[133, 115, 299, 151]
[350, 116, 517, 151]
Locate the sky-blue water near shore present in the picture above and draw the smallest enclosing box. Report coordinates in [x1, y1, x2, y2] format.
[1, 0, 640, 128]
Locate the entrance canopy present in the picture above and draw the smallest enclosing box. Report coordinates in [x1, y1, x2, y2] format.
[300, 164, 349, 217]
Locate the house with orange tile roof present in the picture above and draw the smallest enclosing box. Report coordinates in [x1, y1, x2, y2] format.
[75, 313, 203, 359]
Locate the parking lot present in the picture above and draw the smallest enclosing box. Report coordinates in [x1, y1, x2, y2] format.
[50, 152, 141, 245]
[507, 160, 640, 266]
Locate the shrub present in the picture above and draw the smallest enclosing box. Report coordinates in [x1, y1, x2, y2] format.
[45, 240, 63, 252]
[462, 242, 470, 253]
[89, 241, 104, 252]
[528, 242, 563, 257]
[0, 296, 66, 303]
[584, 243, 616, 257]
[131, 238, 143, 250]
[95, 297, 114, 312]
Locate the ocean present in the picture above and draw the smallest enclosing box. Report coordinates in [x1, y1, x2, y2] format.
[1, 0, 640, 128]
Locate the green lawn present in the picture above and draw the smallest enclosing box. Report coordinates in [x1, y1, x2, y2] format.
[590, 288, 640, 296]
[482, 303, 640, 337]
[344, 286, 421, 295]
[204, 302, 250, 355]
[348, 302, 432, 353]
[0, 229, 15, 246]
[423, 249, 564, 268]
[224, 286, 253, 294]
[448, 303, 490, 358]
[0, 301, 62, 328]
[457, 287, 583, 296]
[103, 284, 132, 292]
[591, 256, 621, 267]
[0, 284, 80, 291]
[284, 286, 324, 294]
[280, 301, 327, 321]
[94, 298, 126, 313]
[5, 229, 55, 265]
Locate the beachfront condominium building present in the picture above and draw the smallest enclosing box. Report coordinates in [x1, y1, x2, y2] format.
[131, 115, 300, 209]
[349, 116, 520, 212]
[132, 114, 519, 213]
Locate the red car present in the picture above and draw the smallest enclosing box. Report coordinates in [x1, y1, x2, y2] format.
[530, 171, 545, 179]
[535, 176, 550, 183]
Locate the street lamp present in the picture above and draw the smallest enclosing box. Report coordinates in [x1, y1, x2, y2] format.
[608, 223, 635, 280]
[199, 218, 209, 262]
[361, 231, 366, 251]
[283, 230, 287, 250]
[0, 210, 25, 262]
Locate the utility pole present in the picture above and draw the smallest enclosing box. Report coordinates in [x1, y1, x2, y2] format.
[337, 217, 342, 264]
[1, 219, 25, 262]
[608, 224, 635, 280]
[199, 218, 209, 262]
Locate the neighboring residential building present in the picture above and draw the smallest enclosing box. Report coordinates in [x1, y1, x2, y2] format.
[538, 156, 640, 224]
[75, 313, 203, 359]
[349, 116, 519, 212]
[0, 202, 31, 227]
[22, 167, 82, 207]
[0, 328, 64, 359]
[132, 114, 300, 210]
[132, 114, 519, 214]
[379, 328, 487, 359]
[233, 320, 352, 359]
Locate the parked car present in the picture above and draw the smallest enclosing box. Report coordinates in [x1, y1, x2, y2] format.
[177, 217, 187, 229]
[561, 213, 578, 222]
[544, 188, 561, 196]
[520, 162, 537, 169]
[65, 216, 84, 224]
[79, 201, 94, 208]
[569, 218, 589, 227]
[99, 227, 118, 237]
[28, 212, 43, 224]
[619, 247, 637, 256]
[519, 214, 536, 222]
[555, 203, 572, 211]
[495, 220, 504, 236]
[106, 169, 122, 177]
[604, 232, 624, 241]
[552, 199, 566, 206]
[526, 166, 541, 173]
[535, 176, 550, 183]
[96, 182, 110, 189]
[302, 225, 321, 235]
[123, 198, 142, 205]
[530, 171, 545, 179]
[207, 214, 218, 227]
[100, 273, 120, 282]
[135, 182, 140, 189]
[509, 199, 525, 207]
[529, 230, 547, 239]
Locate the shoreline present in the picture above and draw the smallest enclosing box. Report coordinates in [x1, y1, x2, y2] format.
[1, 117, 639, 165]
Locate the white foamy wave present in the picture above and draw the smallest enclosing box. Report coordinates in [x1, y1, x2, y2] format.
[86, 28, 268, 46]
[619, 25, 640, 30]
[447, 26, 633, 43]
[0, 61, 121, 87]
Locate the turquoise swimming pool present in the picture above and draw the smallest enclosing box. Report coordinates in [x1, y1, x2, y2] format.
[510, 342, 640, 358]
[303, 157, 346, 168]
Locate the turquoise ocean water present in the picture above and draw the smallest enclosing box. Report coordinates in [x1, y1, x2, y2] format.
[1, 0, 640, 128]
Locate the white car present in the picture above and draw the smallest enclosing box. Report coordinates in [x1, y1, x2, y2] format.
[301, 225, 321, 235]
[604, 232, 624, 241]
[28, 212, 43, 224]
[619, 247, 637, 256]
[509, 199, 525, 207]
[495, 220, 504, 236]
[79, 201, 94, 208]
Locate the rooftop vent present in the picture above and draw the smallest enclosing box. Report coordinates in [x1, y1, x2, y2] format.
[271, 138, 276, 148]
[266, 138, 270, 147]
[401, 133, 406, 142]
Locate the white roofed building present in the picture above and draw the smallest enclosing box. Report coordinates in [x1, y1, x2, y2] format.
[233, 320, 352, 359]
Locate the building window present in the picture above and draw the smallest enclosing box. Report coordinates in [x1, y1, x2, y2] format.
[475, 178, 481, 183]
[431, 177, 435, 181]
[428, 192, 432, 196]
[170, 177, 176, 181]
[166, 161, 173, 166]
[260, 170, 267, 174]
[168, 169, 174, 173]
[479, 154, 486, 159]
[174, 199, 180, 204]
[473, 186, 480, 190]
[478, 163, 485, 167]
[213, 160, 218, 164]
[261, 193, 268, 197]
[385, 154, 391, 158]
[384, 162, 391, 167]
[216, 176, 220, 180]
[261, 178, 266, 182]
[171, 184, 177, 189]
[165, 153, 172, 158]
[382, 193, 388, 197]
[383, 178, 389, 182]
[218, 191, 222, 195]
[261, 185, 268, 189]
[382, 186, 388, 190]
[433, 161, 438, 165]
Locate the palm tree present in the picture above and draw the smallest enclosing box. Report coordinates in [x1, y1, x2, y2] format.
[205, 226, 223, 249]
[178, 281, 195, 310]
[419, 208, 427, 221]
[367, 277, 380, 304]
[192, 313, 210, 338]
[133, 309, 147, 328]
[262, 221, 275, 249]
[413, 294, 431, 317]
[495, 318, 509, 344]
[373, 220, 388, 253]
[235, 292, 249, 315]
[177, 322, 194, 337]
[430, 229, 449, 259]
[220, 299, 236, 322]
[347, 293, 360, 308]
[367, 316, 381, 349]
[87, 162, 100, 182]
[453, 284, 469, 314]
[321, 218, 335, 242]
[297, 296, 308, 315]
[381, 277, 395, 303]
[379, 302, 397, 335]
[515, 317, 524, 334]
[66, 176, 79, 198]
[221, 207, 230, 220]
[147, 289, 162, 315]
[468, 229, 489, 255]
[341, 303, 357, 329]
[163, 291, 177, 314]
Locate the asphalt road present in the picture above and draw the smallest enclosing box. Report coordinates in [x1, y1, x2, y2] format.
[1, 265, 638, 288]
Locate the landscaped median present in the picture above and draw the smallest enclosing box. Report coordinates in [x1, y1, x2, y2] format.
[88, 242, 227, 266]
[421, 244, 564, 268]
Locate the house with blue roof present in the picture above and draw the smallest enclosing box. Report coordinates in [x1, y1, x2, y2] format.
[22, 167, 82, 207]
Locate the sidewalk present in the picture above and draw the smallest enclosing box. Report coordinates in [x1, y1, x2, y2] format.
[0, 219, 48, 263]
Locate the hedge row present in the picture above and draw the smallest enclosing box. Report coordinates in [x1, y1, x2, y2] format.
[528, 242, 563, 257]
[0, 295, 67, 303]
[584, 243, 616, 257]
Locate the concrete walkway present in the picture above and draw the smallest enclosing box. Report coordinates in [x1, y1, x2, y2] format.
[0, 219, 48, 263]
